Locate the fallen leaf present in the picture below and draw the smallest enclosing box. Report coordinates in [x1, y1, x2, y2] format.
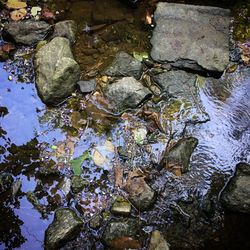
[93, 149, 106, 167]
[1, 43, 15, 53]
[6, 0, 27, 9]
[133, 127, 147, 145]
[10, 8, 27, 20]
[125, 169, 146, 196]
[41, 7, 55, 21]
[104, 140, 115, 152]
[145, 10, 152, 25]
[114, 160, 123, 188]
[70, 151, 90, 175]
[111, 236, 141, 249]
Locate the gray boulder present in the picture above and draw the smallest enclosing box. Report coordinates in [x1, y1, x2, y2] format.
[221, 163, 250, 213]
[105, 77, 151, 111]
[103, 51, 143, 80]
[102, 218, 142, 248]
[51, 20, 77, 44]
[45, 208, 83, 249]
[3, 20, 52, 45]
[35, 37, 80, 105]
[151, 3, 230, 72]
[160, 137, 198, 175]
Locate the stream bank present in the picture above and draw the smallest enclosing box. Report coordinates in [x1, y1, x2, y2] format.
[0, 0, 250, 249]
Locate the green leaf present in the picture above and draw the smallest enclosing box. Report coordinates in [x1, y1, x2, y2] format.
[70, 151, 90, 175]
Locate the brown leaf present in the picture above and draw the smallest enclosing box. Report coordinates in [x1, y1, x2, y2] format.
[114, 160, 124, 188]
[125, 169, 146, 196]
[110, 236, 141, 250]
[1, 43, 15, 53]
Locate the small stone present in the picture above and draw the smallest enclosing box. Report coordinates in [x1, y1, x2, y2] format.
[160, 137, 198, 175]
[111, 197, 131, 216]
[149, 230, 170, 250]
[89, 214, 102, 229]
[45, 208, 83, 249]
[8, 75, 13, 81]
[51, 20, 77, 44]
[77, 79, 96, 93]
[71, 175, 88, 193]
[3, 20, 52, 45]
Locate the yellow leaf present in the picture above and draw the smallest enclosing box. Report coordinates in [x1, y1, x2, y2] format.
[93, 149, 106, 167]
[10, 8, 27, 21]
[6, 0, 27, 9]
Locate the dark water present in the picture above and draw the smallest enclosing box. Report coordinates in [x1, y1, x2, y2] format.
[0, 0, 250, 249]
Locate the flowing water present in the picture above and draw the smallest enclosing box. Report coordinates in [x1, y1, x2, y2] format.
[0, 0, 249, 249]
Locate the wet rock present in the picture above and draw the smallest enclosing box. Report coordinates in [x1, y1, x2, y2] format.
[221, 162, 250, 213]
[105, 77, 151, 111]
[3, 20, 52, 45]
[51, 20, 77, 44]
[125, 171, 155, 211]
[149, 230, 170, 250]
[89, 214, 102, 229]
[102, 218, 142, 248]
[151, 3, 230, 72]
[35, 37, 80, 105]
[103, 51, 143, 80]
[111, 197, 131, 216]
[152, 70, 209, 128]
[77, 79, 96, 94]
[160, 137, 198, 175]
[71, 175, 88, 193]
[27, 191, 47, 217]
[0, 173, 14, 193]
[45, 208, 83, 249]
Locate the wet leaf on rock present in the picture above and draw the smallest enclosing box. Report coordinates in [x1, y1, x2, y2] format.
[70, 151, 91, 175]
[111, 236, 141, 249]
[114, 160, 124, 188]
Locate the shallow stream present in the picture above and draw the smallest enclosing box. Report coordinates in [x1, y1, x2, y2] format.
[0, 0, 249, 249]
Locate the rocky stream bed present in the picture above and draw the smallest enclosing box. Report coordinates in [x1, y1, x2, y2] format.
[0, 0, 250, 249]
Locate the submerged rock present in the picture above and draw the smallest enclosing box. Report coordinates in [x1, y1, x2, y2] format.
[89, 214, 102, 229]
[45, 208, 83, 249]
[35, 37, 80, 105]
[3, 20, 52, 45]
[111, 197, 131, 216]
[221, 162, 250, 213]
[103, 51, 143, 79]
[151, 3, 230, 72]
[102, 218, 142, 248]
[125, 171, 155, 211]
[160, 137, 198, 175]
[71, 175, 88, 193]
[105, 77, 151, 111]
[51, 20, 77, 44]
[153, 70, 209, 129]
[149, 230, 170, 250]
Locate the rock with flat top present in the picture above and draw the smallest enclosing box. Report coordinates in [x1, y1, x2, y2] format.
[151, 3, 230, 72]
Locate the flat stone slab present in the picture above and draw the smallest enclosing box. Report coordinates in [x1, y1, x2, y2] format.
[151, 3, 230, 72]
